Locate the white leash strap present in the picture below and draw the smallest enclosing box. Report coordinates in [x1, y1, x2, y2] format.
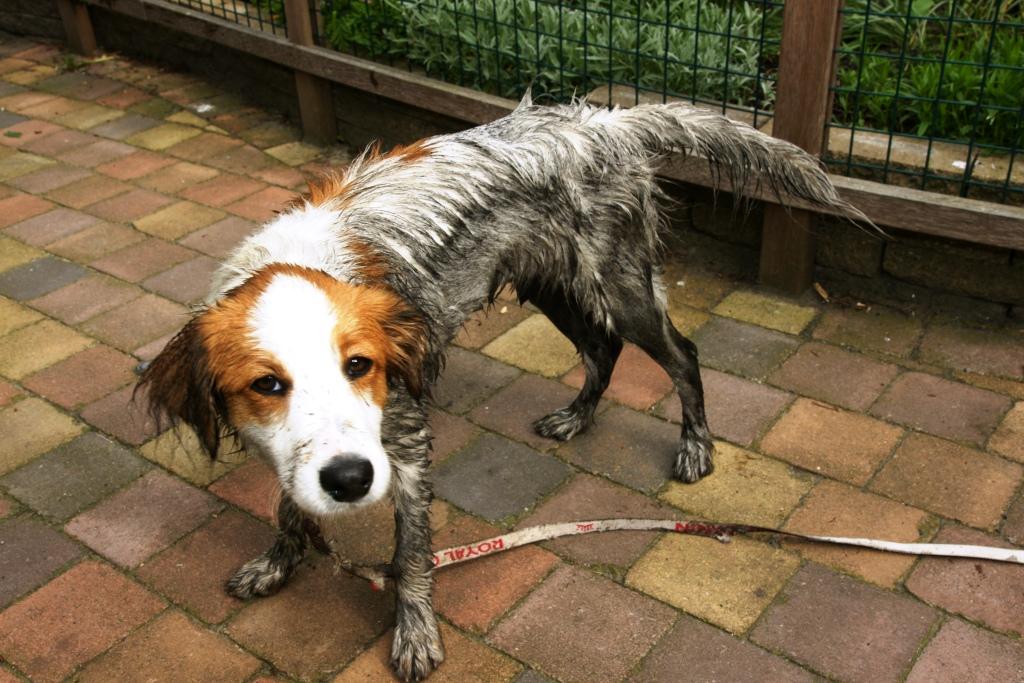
[313, 518, 1024, 591]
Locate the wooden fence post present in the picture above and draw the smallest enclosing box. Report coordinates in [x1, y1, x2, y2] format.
[56, 0, 98, 57]
[283, 0, 338, 145]
[759, 0, 845, 294]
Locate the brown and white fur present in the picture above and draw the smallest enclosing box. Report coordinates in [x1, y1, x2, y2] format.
[140, 96, 867, 681]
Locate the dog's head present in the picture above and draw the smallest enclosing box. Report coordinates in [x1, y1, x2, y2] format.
[139, 263, 425, 516]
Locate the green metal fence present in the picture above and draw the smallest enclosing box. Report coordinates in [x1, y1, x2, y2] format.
[182, 0, 1024, 205]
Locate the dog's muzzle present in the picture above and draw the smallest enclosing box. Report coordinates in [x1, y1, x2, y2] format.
[319, 455, 374, 502]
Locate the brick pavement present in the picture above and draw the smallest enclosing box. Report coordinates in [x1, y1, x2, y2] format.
[1, 33, 1023, 682]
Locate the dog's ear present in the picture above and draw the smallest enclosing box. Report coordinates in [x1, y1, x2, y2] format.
[136, 317, 225, 458]
[381, 306, 428, 399]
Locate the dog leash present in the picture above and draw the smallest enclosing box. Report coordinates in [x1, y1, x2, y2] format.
[305, 518, 1024, 591]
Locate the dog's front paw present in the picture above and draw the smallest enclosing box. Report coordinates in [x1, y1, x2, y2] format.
[673, 433, 714, 483]
[533, 406, 591, 441]
[225, 555, 291, 599]
[390, 619, 444, 681]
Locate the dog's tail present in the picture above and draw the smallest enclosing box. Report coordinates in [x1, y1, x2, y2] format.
[590, 102, 872, 226]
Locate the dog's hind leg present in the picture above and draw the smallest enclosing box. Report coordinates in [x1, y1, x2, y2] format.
[612, 287, 714, 483]
[529, 292, 623, 441]
[225, 494, 308, 599]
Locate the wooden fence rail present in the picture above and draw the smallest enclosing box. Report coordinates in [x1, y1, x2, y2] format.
[64, 0, 1024, 294]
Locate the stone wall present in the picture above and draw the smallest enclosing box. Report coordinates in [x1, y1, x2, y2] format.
[4, 4, 1020, 318]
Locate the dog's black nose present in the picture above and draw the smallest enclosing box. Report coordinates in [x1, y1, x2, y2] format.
[319, 457, 374, 502]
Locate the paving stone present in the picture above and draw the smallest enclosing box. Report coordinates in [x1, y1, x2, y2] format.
[142, 254, 220, 304]
[468, 374, 582, 450]
[28, 273, 141, 325]
[54, 103, 124, 131]
[433, 433, 571, 521]
[134, 200, 224, 241]
[812, 305, 923, 357]
[96, 87, 152, 111]
[0, 236, 44, 273]
[81, 293, 187, 352]
[0, 380, 21, 408]
[164, 131, 244, 162]
[22, 345, 136, 409]
[489, 565, 675, 683]
[691, 316, 801, 380]
[454, 303, 533, 350]
[629, 615, 817, 683]
[128, 97, 181, 120]
[126, 122, 203, 150]
[0, 561, 164, 683]
[179, 172, 264, 207]
[660, 441, 814, 527]
[907, 524, 1024, 635]
[784, 480, 930, 587]
[433, 347, 521, 414]
[713, 290, 819, 334]
[88, 112, 160, 139]
[0, 119, 61, 149]
[79, 385, 160, 446]
[432, 514, 559, 632]
[45, 173, 132, 208]
[0, 297, 39, 338]
[656, 368, 793, 447]
[178, 215, 257, 257]
[1005, 494, 1024, 545]
[991, 402, 1024, 463]
[562, 344, 674, 410]
[761, 398, 903, 485]
[768, 341, 899, 410]
[265, 140, 321, 166]
[17, 95, 87, 121]
[206, 144, 274, 174]
[0, 516, 83, 608]
[919, 324, 1023, 379]
[0, 256, 87, 300]
[36, 72, 124, 101]
[426, 408, 479, 464]
[1, 432, 150, 521]
[482, 315, 579, 378]
[85, 187, 173, 223]
[45, 220, 143, 260]
[0, 91, 54, 115]
[311, 497, 396, 568]
[66, 469, 221, 567]
[135, 330, 175, 361]
[0, 319, 93, 380]
[519, 474, 674, 567]
[5, 163, 90, 193]
[227, 556, 393, 680]
[954, 370, 1024, 401]
[239, 121, 300, 149]
[662, 265, 734, 310]
[0, 193, 52, 228]
[627, 534, 798, 634]
[0, 151, 54, 181]
[95, 149, 176, 179]
[139, 428, 245, 487]
[91, 237, 194, 281]
[3, 206, 97, 245]
[137, 161, 219, 195]
[872, 372, 1014, 446]
[907, 617, 1024, 682]
[137, 511, 275, 623]
[252, 163, 306, 188]
[18, 128, 94, 156]
[55, 138, 135, 167]
[207, 458, 280, 522]
[0, 110, 25, 129]
[78, 610, 260, 683]
[224, 185, 295, 222]
[871, 433, 1021, 529]
[750, 563, 937, 683]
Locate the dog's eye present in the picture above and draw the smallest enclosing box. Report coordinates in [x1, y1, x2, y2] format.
[251, 375, 286, 396]
[346, 356, 373, 379]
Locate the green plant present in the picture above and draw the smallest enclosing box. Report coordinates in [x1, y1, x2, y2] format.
[321, 0, 781, 108]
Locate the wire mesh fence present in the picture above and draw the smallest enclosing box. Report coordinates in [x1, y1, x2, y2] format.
[177, 0, 1023, 204]
[166, 0, 288, 35]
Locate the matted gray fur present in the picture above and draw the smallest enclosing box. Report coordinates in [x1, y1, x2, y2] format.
[147, 95, 867, 681]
